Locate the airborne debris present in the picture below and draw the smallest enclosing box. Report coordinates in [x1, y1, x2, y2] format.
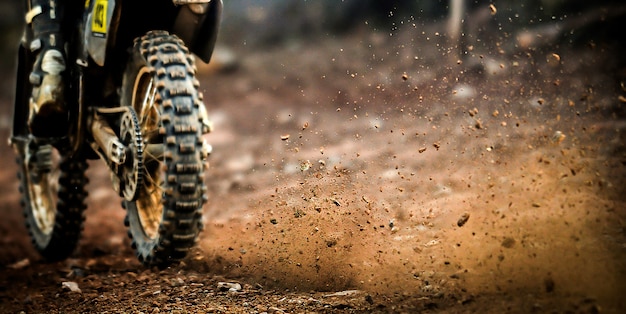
[551, 131, 566, 143]
[0, 1, 621, 312]
[425, 239, 440, 247]
[300, 160, 313, 171]
[294, 208, 306, 218]
[457, 213, 470, 227]
[468, 108, 479, 117]
[501, 237, 516, 248]
[547, 53, 561, 67]
[474, 119, 484, 129]
[489, 4, 497, 15]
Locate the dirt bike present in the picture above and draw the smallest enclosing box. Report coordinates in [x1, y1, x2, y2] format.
[10, 0, 222, 266]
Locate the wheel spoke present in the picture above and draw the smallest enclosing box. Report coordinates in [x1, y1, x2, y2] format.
[145, 143, 164, 161]
[133, 69, 165, 240]
[139, 76, 160, 143]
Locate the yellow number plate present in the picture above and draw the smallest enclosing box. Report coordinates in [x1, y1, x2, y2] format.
[91, 0, 108, 35]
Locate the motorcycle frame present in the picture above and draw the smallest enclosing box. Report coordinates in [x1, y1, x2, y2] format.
[83, 0, 222, 66]
[78, 0, 221, 155]
[11, 0, 222, 159]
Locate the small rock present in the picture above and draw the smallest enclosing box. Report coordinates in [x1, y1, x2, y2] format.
[61, 281, 82, 293]
[269, 307, 286, 314]
[217, 282, 242, 292]
[171, 277, 185, 287]
[323, 290, 361, 297]
[8, 258, 30, 270]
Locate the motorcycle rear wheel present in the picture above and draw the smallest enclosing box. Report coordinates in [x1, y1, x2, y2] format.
[121, 31, 208, 266]
[15, 141, 89, 261]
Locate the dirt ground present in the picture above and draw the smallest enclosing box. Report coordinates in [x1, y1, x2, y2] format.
[1, 17, 626, 313]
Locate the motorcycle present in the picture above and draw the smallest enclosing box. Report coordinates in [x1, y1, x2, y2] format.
[10, 0, 222, 266]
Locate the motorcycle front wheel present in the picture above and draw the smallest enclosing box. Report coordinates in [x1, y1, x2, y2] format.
[15, 140, 89, 261]
[121, 31, 208, 266]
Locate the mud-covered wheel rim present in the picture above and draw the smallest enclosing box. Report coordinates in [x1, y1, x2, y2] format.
[15, 139, 89, 261]
[24, 145, 60, 237]
[131, 67, 163, 240]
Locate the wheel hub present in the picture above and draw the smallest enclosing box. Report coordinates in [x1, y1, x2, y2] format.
[119, 108, 143, 201]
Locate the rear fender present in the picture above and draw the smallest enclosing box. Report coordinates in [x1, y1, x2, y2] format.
[83, 0, 222, 65]
[84, 0, 118, 66]
[172, 0, 222, 63]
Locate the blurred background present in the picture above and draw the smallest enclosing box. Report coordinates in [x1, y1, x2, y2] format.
[1, 0, 625, 73]
[216, 0, 625, 46]
[3, 0, 624, 130]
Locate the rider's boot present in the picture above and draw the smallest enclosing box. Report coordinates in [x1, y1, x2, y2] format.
[26, 0, 68, 138]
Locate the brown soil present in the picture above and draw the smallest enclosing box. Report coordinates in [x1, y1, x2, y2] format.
[1, 22, 625, 313]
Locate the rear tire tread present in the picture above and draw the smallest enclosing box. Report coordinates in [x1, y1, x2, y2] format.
[123, 31, 207, 267]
